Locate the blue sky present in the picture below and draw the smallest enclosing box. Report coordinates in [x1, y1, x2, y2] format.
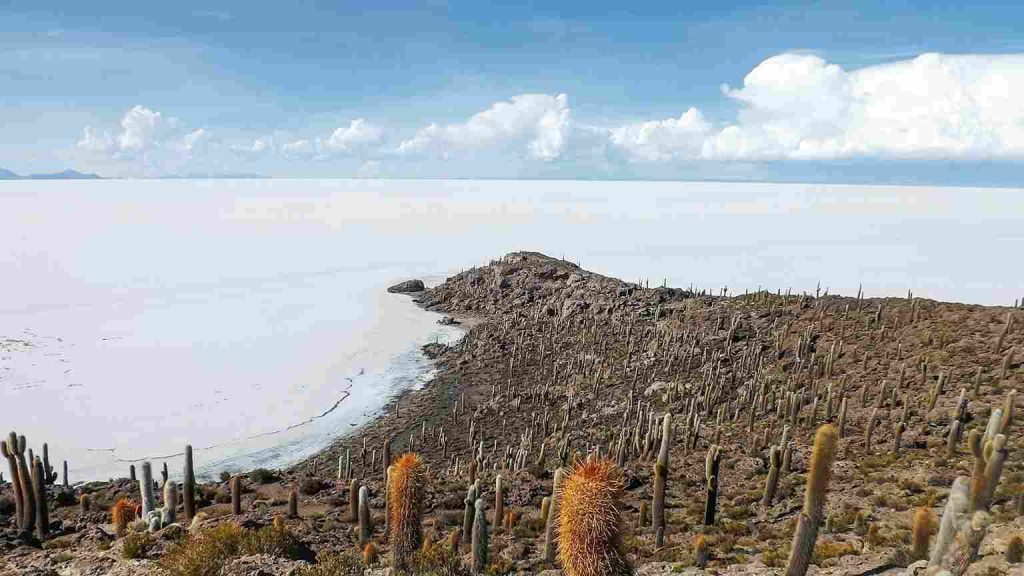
[3, 1, 1024, 184]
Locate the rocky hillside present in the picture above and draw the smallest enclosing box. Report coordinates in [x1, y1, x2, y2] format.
[3, 251, 1023, 576]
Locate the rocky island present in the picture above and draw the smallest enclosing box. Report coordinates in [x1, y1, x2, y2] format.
[2, 251, 1022, 576]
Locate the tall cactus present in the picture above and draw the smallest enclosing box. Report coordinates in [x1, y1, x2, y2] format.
[703, 445, 721, 526]
[652, 413, 671, 542]
[557, 457, 630, 576]
[12, 434, 35, 532]
[140, 461, 156, 516]
[183, 445, 196, 520]
[231, 475, 242, 515]
[462, 481, 479, 550]
[543, 468, 565, 563]
[31, 456, 49, 539]
[1, 435, 25, 530]
[358, 485, 372, 546]
[349, 479, 360, 522]
[388, 453, 425, 570]
[471, 498, 489, 574]
[162, 480, 177, 525]
[784, 424, 838, 576]
[762, 445, 782, 508]
[494, 474, 504, 531]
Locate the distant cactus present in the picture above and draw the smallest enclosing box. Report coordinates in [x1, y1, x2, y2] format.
[703, 445, 721, 526]
[556, 457, 630, 576]
[463, 481, 479, 550]
[349, 479, 360, 522]
[471, 498, 488, 574]
[41, 443, 57, 485]
[762, 445, 782, 508]
[494, 474, 504, 532]
[911, 507, 933, 560]
[289, 488, 299, 519]
[540, 496, 551, 525]
[1, 435, 25, 530]
[231, 476, 242, 515]
[388, 453, 425, 570]
[183, 445, 196, 520]
[652, 413, 671, 540]
[784, 424, 838, 576]
[79, 493, 90, 515]
[637, 501, 647, 529]
[543, 468, 565, 563]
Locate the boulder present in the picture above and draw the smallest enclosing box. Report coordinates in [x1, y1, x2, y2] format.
[387, 279, 425, 293]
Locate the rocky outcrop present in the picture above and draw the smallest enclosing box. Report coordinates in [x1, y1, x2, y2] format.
[387, 279, 425, 293]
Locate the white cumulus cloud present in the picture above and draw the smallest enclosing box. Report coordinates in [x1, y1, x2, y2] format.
[397, 93, 570, 161]
[612, 52, 1024, 162]
[322, 119, 383, 152]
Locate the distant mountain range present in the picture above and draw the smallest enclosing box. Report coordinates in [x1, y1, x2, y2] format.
[0, 167, 103, 180]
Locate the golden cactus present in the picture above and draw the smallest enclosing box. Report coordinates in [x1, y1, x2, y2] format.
[387, 453, 425, 570]
[362, 542, 378, 566]
[111, 499, 135, 538]
[557, 457, 630, 576]
[911, 507, 934, 560]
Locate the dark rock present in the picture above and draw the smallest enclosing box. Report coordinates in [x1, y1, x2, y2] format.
[387, 279, 425, 293]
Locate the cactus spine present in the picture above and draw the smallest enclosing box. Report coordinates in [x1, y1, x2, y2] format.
[543, 468, 565, 563]
[784, 424, 838, 576]
[471, 498, 489, 574]
[183, 445, 196, 520]
[231, 475, 242, 515]
[556, 457, 629, 576]
[388, 453, 425, 570]
[139, 461, 156, 516]
[652, 413, 671, 541]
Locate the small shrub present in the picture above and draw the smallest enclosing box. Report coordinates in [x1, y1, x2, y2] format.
[297, 552, 363, 576]
[249, 468, 278, 484]
[299, 477, 323, 496]
[122, 532, 155, 559]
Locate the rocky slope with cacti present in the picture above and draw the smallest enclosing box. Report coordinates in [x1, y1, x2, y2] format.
[2, 251, 1023, 576]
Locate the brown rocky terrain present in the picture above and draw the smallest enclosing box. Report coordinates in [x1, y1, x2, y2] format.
[2, 251, 1023, 575]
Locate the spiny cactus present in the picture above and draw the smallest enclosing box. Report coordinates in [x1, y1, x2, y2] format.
[652, 413, 671, 541]
[112, 499, 135, 538]
[349, 479, 360, 522]
[762, 444, 782, 508]
[471, 498, 488, 574]
[231, 475, 242, 515]
[358, 485, 372, 546]
[785, 424, 838, 576]
[463, 481, 479, 550]
[703, 445, 721, 526]
[362, 542, 378, 566]
[556, 457, 630, 576]
[494, 474, 504, 531]
[543, 468, 565, 563]
[140, 461, 156, 517]
[183, 445, 196, 520]
[162, 480, 177, 525]
[30, 455, 49, 539]
[1, 435, 25, 530]
[388, 453, 425, 570]
[911, 507, 933, 560]
[288, 488, 299, 519]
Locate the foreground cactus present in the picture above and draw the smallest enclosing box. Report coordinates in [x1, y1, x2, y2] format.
[557, 457, 631, 576]
[183, 444, 196, 520]
[1, 435, 25, 530]
[388, 453, 425, 569]
[31, 456, 49, 538]
[652, 413, 671, 542]
[785, 424, 838, 576]
[543, 468, 565, 563]
[471, 498, 488, 574]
